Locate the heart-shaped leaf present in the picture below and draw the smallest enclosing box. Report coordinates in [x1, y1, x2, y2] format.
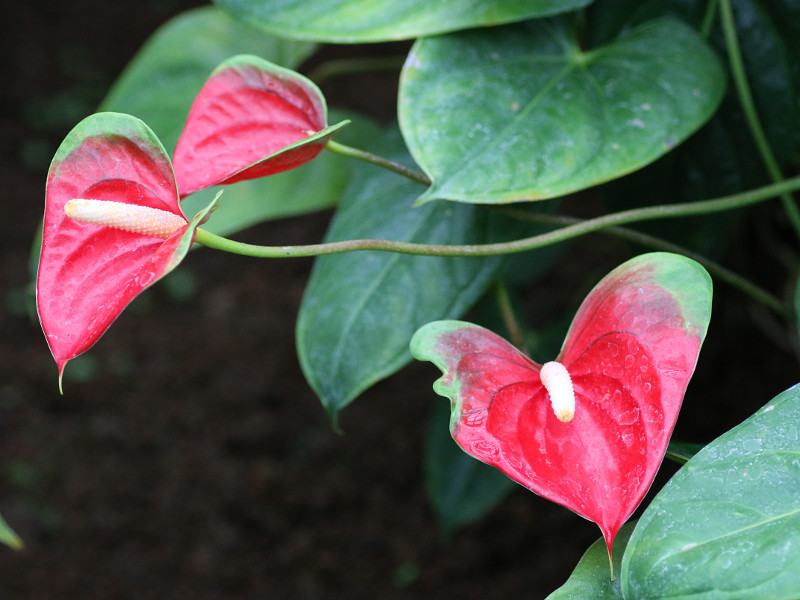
[410, 252, 712, 558]
[173, 54, 347, 197]
[399, 18, 725, 204]
[36, 112, 211, 380]
[621, 382, 800, 599]
[211, 0, 592, 42]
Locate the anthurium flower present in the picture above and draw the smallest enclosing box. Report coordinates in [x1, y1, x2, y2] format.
[36, 112, 215, 382]
[173, 54, 348, 197]
[410, 252, 712, 565]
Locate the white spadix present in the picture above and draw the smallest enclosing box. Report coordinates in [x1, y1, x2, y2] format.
[64, 199, 187, 239]
[540, 361, 575, 422]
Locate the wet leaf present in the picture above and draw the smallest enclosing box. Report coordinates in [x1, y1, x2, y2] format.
[622, 383, 800, 600]
[410, 253, 712, 555]
[173, 54, 347, 197]
[399, 18, 725, 204]
[36, 113, 211, 379]
[211, 0, 592, 42]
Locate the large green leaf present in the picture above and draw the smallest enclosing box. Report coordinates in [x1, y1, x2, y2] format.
[545, 523, 635, 600]
[296, 129, 523, 422]
[398, 18, 726, 204]
[589, 0, 799, 208]
[100, 6, 316, 151]
[211, 0, 593, 43]
[621, 383, 800, 599]
[589, 0, 799, 158]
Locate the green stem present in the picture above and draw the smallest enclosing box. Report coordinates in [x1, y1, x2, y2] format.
[719, 0, 800, 240]
[701, 0, 719, 38]
[494, 279, 528, 352]
[306, 55, 407, 84]
[325, 139, 431, 186]
[194, 175, 800, 259]
[503, 211, 789, 318]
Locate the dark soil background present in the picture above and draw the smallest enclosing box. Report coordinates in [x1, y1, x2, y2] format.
[0, 2, 798, 599]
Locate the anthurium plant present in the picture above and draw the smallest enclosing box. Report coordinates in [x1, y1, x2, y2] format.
[20, 0, 800, 597]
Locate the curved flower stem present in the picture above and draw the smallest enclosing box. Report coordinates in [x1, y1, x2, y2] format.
[193, 175, 800, 259]
[503, 210, 789, 318]
[719, 0, 800, 241]
[325, 139, 431, 186]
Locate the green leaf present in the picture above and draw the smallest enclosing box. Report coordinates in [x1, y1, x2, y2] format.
[545, 523, 635, 600]
[295, 128, 520, 422]
[589, 0, 799, 208]
[0, 511, 23, 551]
[424, 401, 517, 534]
[399, 18, 726, 204]
[621, 383, 800, 599]
[589, 0, 799, 164]
[210, 0, 593, 43]
[100, 5, 317, 151]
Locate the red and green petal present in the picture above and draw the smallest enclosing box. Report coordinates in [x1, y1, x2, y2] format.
[36, 112, 198, 379]
[173, 54, 346, 197]
[410, 252, 712, 557]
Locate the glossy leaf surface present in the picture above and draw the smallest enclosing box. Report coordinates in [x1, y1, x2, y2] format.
[399, 18, 725, 204]
[622, 383, 800, 599]
[296, 129, 519, 422]
[410, 253, 712, 553]
[588, 0, 798, 260]
[545, 523, 635, 599]
[211, 0, 592, 42]
[173, 54, 346, 197]
[37, 113, 207, 377]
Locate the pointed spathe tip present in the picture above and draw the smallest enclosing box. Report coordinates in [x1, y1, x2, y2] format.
[602, 527, 617, 582]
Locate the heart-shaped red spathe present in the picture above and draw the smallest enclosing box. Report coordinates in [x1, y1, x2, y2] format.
[173, 54, 347, 197]
[410, 252, 712, 555]
[36, 112, 211, 380]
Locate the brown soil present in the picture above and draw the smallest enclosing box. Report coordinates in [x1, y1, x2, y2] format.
[0, 2, 796, 599]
